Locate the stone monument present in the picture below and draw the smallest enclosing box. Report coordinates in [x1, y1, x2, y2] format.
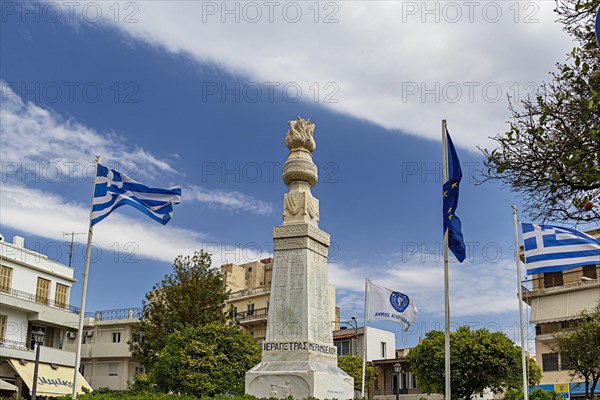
[245, 117, 354, 399]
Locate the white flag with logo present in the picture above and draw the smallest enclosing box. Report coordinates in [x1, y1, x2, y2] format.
[367, 280, 418, 330]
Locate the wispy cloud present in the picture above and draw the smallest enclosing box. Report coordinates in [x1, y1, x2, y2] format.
[0, 183, 270, 266]
[53, 1, 574, 150]
[330, 256, 518, 318]
[186, 185, 274, 215]
[0, 81, 274, 216]
[0, 81, 178, 179]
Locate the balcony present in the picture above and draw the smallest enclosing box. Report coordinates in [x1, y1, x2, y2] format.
[1, 287, 80, 313]
[85, 308, 142, 321]
[1, 288, 80, 327]
[228, 286, 270, 301]
[234, 307, 268, 325]
[0, 339, 77, 366]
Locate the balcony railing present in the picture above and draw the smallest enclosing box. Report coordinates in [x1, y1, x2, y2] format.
[229, 286, 270, 300]
[0, 338, 29, 351]
[234, 307, 268, 322]
[84, 307, 142, 321]
[0, 287, 80, 314]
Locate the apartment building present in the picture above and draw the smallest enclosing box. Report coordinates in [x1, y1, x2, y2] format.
[523, 229, 600, 399]
[64, 308, 143, 391]
[221, 258, 338, 343]
[0, 234, 91, 398]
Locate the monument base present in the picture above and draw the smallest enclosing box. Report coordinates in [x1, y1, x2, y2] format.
[245, 361, 354, 399]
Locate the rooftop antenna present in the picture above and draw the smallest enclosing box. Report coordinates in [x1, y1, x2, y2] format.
[63, 232, 86, 267]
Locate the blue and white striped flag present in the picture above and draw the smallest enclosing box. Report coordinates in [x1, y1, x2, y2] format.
[91, 164, 181, 226]
[521, 223, 600, 275]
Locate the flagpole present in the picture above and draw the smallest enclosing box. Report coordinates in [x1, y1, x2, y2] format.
[512, 205, 529, 400]
[442, 120, 451, 400]
[72, 155, 100, 399]
[361, 278, 370, 398]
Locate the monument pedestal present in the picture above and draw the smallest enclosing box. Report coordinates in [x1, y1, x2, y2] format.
[245, 118, 354, 399]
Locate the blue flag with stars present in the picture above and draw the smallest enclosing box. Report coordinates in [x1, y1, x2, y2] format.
[443, 129, 466, 262]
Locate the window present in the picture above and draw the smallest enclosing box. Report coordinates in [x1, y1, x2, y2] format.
[0, 266, 12, 292]
[247, 303, 255, 316]
[135, 366, 145, 374]
[412, 373, 417, 389]
[561, 354, 572, 370]
[542, 353, 559, 371]
[79, 364, 85, 375]
[583, 265, 597, 279]
[0, 315, 6, 340]
[108, 363, 118, 376]
[336, 340, 353, 356]
[543, 272, 563, 288]
[112, 332, 121, 343]
[36, 277, 51, 305]
[55, 283, 69, 309]
[381, 341, 387, 358]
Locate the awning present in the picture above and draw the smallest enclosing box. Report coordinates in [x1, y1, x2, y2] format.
[0, 379, 18, 392]
[9, 359, 92, 396]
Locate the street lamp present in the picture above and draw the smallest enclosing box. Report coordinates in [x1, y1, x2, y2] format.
[31, 329, 45, 400]
[393, 362, 402, 400]
[350, 316, 358, 357]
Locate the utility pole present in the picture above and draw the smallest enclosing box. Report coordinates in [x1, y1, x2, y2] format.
[63, 232, 86, 267]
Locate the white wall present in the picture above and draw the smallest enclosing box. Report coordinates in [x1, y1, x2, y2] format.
[1, 308, 29, 343]
[365, 327, 396, 361]
[1, 237, 75, 304]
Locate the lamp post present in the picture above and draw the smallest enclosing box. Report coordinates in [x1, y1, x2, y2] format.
[31, 328, 45, 400]
[393, 362, 402, 400]
[349, 316, 358, 357]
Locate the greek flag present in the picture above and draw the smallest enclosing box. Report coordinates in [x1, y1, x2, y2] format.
[91, 164, 181, 226]
[521, 223, 600, 275]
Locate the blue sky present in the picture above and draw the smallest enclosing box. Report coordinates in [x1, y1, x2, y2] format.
[1, 1, 594, 349]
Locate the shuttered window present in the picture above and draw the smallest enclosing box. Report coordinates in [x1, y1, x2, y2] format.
[55, 283, 69, 308]
[0, 266, 12, 292]
[36, 277, 51, 305]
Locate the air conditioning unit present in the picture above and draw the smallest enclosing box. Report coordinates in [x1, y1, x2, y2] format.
[85, 331, 94, 337]
[66, 332, 77, 339]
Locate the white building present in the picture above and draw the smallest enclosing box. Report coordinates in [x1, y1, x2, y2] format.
[333, 325, 396, 361]
[0, 234, 91, 398]
[64, 308, 144, 391]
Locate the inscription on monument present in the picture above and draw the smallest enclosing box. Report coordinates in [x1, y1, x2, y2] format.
[263, 341, 337, 355]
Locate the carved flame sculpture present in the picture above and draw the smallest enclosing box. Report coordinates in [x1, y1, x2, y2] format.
[285, 116, 316, 152]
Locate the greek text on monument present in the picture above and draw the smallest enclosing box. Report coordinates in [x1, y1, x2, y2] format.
[263, 341, 337, 355]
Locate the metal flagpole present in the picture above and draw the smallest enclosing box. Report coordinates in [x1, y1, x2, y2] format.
[442, 120, 451, 400]
[72, 156, 100, 399]
[361, 278, 370, 398]
[512, 205, 529, 400]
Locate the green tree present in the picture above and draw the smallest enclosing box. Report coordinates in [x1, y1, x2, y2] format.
[480, 0, 600, 223]
[337, 355, 378, 392]
[148, 323, 261, 396]
[553, 301, 600, 400]
[407, 327, 541, 400]
[504, 388, 564, 400]
[129, 251, 229, 368]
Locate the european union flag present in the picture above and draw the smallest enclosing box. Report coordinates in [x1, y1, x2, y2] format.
[443, 129, 466, 262]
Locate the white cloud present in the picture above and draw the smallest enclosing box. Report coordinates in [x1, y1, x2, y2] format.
[0, 80, 178, 179]
[56, 0, 574, 150]
[0, 81, 274, 215]
[0, 183, 269, 266]
[329, 256, 518, 318]
[186, 185, 274, 215]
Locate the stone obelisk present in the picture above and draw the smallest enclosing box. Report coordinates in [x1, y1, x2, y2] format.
[245, 117, 354, 399]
